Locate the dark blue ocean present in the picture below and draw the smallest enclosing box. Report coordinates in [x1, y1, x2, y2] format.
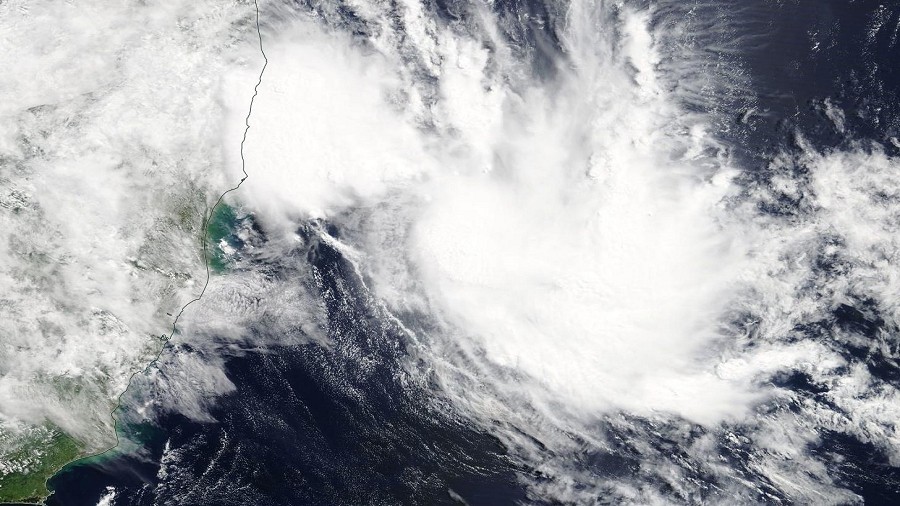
[47, 0, 900, 504]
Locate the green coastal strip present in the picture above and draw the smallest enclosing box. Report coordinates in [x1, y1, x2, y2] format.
[0, 427, 83, 504]
[0, 2, 268, 503]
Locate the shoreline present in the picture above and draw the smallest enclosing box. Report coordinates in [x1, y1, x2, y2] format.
[0, 2, 269, 504]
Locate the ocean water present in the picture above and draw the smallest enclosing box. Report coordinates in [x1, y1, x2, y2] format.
[43, 0, 900, 504]
[48, 227, 527, 505]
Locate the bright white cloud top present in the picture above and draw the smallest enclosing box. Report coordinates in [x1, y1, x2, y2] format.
[1, 0, 899, 503]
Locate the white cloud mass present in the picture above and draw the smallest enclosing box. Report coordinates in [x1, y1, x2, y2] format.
[0, 0, 262, 462]
[1, 0, 899, 503]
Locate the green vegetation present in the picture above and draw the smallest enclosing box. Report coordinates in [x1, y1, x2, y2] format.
[176, 202, 200, 232]
[171, 184, 206, 234]
[0, 426, 83, 504]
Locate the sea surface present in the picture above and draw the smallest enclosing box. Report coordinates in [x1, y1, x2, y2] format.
[46, 0, 900, 504]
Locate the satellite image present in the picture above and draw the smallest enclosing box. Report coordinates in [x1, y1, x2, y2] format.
[1, 0, 900, 504]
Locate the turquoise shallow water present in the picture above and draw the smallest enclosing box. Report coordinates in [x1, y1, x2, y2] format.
[44, 0, 900, 503]
[206, 202, 239, 274]
[47, 226, 527, 505]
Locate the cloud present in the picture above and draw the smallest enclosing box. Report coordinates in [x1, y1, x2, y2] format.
[4, 0, 898, 501]
[231, 4, 758, 427]
[226, 3, 900, 501]
[0, 0, 259, 450]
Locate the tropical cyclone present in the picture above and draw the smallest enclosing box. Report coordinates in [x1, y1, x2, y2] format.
[3, 0, 900, 503]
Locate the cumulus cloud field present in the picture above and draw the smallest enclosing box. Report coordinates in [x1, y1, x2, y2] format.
[1, 0, 899, 503]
